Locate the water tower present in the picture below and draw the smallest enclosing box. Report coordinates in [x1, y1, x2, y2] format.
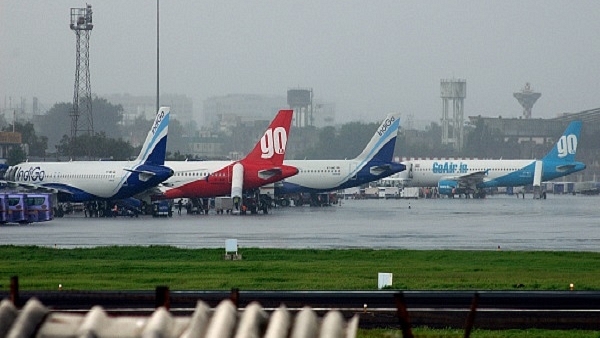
[441, 79, 466, 151]
[513, 83, 541, 119]
[287, 88, 313, 127]
[70, 4, 94, 137]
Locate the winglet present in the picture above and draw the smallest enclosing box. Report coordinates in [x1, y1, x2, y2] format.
[542, 120, 582, 162]
[135, 107, 170, 165]
[241, 109, 293, 165]
[354, 113, 400, 162]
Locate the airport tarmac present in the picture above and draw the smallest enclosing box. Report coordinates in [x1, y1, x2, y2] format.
[0, 194, 598, 251]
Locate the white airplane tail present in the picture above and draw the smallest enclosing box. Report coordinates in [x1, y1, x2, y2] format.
[354, 113, 400, 163]
[134, 107, 170, 165]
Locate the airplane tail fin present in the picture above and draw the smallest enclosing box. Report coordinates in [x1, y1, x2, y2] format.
[135, 107, 170, 165]
[542, 120, 581, 162]
[354, 113, 400, 163]
[241, 109, 293, 165]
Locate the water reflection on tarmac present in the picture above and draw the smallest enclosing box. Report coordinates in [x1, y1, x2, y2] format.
[1, 195, 598, 251]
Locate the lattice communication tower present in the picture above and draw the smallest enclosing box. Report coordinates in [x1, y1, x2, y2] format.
[70, 5, 94, 137]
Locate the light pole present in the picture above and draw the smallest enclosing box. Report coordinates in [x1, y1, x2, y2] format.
[156, 0, 160, 113]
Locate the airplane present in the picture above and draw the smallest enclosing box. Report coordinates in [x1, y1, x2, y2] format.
[147, 109, 299, 210]
[395, 120, 586, 198]
[273, 113, 405, 204]
[2, 107, 174, 204]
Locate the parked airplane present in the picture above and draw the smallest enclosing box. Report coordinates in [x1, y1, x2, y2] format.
[396, 120, 586, 197]
[2, 107, 174, 203]
[274, 113, 405, 200]
[148, 109, 298, 206]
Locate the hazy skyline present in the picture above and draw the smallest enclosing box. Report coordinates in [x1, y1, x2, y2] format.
[2, 1, 600, 125]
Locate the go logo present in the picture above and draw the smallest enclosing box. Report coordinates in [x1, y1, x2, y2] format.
[556, 134, 577, 158]
[16, 166, 45, 182]
[261, 127, 287, 159]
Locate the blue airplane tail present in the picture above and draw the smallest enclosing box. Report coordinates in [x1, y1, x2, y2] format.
[542, 120, 581, 163]
[135, 107, 170, 165]
[354, 113, 400, 163]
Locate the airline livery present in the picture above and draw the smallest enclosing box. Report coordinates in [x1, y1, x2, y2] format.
[148, 109, 298, 202]
[3, 107, 174, 202]
[397, 120, 586, 197]
[275, 113, 405, 194]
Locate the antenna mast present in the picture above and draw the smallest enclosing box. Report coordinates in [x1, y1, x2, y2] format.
[70, 4, 94, 138]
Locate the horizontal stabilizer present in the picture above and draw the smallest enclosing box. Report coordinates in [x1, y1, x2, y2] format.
[123, 168, 155, 182]
[556, 164, 577, 172]
[369, 162, 406, 176]
[258, 168, 283, 180]
[370, 164, 392, 176]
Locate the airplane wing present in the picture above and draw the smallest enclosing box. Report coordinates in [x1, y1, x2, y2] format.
[0, 180, 63, 194]
[258, 168, 283, 180]
[443, 170, 489, 188]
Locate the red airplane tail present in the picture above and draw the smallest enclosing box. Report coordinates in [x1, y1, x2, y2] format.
[241, 109, 293, 165]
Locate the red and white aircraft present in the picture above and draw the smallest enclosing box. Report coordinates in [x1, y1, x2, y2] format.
[144, 109, 297, 205]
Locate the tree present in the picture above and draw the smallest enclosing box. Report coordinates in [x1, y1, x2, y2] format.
[3, 122, 48, 157]
[6, 146, 26, 166]
[55, 132, 134, 160]
[337, 121, 380, 158]
[37, 97, 124, 151]
[463, 119, 504, 158]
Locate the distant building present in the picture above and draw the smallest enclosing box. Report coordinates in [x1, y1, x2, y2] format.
[313, 102, 336, 128]
[0, 131, 23, 160]
[186, 129, 225, 159]
[203, 94, 287, 129]
[203, 93, 336, 130]
[104, 93, 194, 125]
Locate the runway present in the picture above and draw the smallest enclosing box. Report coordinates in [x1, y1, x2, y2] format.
[1, 194, 598, 251]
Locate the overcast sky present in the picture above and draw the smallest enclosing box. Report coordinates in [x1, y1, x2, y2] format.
[1, 1, 600, 125]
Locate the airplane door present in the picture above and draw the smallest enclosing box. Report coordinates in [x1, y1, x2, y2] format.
[408, 162, 413, 179]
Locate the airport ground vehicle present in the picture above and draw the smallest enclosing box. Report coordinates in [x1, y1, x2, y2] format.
[152, 200, 172, 217]
[1, 192, 54, 224]
[25, 193, 54, 222]
[275, 192, 338, 207]
[215, 197, 233, 214]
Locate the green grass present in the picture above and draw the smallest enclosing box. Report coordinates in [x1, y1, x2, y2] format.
[1, 246, 599, 291]
[1, 246, 599, 338]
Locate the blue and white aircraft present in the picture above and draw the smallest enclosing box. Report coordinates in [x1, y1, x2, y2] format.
[275, 113, 405, 196]
[396, 120, 586, 197]
[3, 107, 174, 202]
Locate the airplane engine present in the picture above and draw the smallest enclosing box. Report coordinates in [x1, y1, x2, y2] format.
[231, 163, 244, 210]
[437, 180, 464, 196]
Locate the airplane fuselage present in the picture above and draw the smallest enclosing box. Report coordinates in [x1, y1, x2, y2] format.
[278, 159, 405, 194]
[399, 159, 586, 188]
[158, 160, 298, 199]
[7, 161, 173, 202]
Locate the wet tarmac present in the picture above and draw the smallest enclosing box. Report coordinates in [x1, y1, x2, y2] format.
[1, 194, 598, 251]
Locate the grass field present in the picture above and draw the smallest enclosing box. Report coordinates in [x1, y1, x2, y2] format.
[1, 245, 599, 337]
[1, 245, 599, 290]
